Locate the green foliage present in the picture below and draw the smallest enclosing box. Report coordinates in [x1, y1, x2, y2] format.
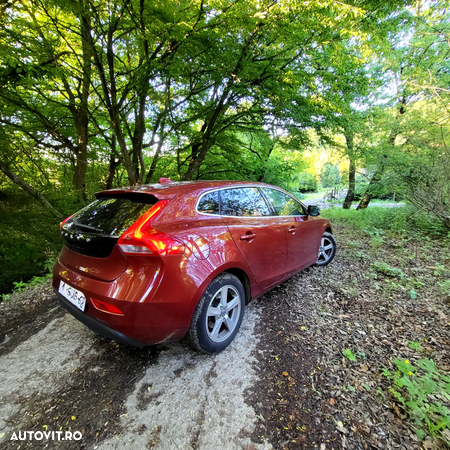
[343, 349, 357, 361]
[438, 280, 450, 297]
[0, 189, 61, 295]
[298, 172, 318, 193]
[408, 341, 423, 352]
[0, 0, 449, 291]
[321, 206, 450, 237]
[353, 172, 399, 201]
[371, 261, 406, 279]
[382, 358, 450, 443]
[320, 163, 341, 189]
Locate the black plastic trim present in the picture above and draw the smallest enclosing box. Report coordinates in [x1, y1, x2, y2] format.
[54, 289, 147, 347]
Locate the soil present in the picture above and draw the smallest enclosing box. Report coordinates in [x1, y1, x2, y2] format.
[0, 222, 449, 449]
[247, 224, 450, 450]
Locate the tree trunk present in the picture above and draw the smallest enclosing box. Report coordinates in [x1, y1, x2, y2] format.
[257, 143, 275, 182]
[145, 141, 163, 183]
[356, 164, 384, 210]
[0, 160, 64, 219]
[145, 115, 167, 183]
[356, 95, 406, 210]
[132, 92, 148, 184]
[69, 10, 92, 201]
[86, 17, 137, 186]
[105, 136, 121, 190]
[181, 85, 230, 181]
[343, 131, 355, 209]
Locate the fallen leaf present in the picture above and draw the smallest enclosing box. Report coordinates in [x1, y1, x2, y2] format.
[329, 398, 336, 406]
[359, 364, 369, 372]
[336, 421, 348, 434]
[71, 416, 76, 421]
[282, 371, 289, 377]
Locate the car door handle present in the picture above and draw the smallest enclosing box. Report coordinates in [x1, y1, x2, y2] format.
[288, 227, 296, 234]
[240, 233, 256, 241]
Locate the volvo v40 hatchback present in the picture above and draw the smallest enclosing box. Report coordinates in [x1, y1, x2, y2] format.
[53, 180, 335, 353]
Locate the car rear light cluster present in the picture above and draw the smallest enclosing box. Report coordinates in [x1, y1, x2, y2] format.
[117, 200, 185, 256]
[60, 214, 74, 229]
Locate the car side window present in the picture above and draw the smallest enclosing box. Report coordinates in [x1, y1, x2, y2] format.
[261, 188, 306, 216]
[220, 188, 271, 217]
[197, 191, 220, 214]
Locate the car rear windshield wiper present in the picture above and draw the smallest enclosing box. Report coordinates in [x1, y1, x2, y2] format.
[73, 219, 103, 233]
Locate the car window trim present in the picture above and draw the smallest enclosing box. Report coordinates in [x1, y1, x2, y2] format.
[196, 185, 308, 218]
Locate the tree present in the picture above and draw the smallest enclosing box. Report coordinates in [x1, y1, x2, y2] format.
[320, 163, 341, 189]
[298, 173, 318, 193]
[0, 124, 63, 218]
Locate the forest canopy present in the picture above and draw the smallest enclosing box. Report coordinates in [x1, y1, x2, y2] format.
[0, 0, 449, 291]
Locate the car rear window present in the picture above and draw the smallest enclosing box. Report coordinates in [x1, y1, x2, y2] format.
[197, 191, 220, 214]
[61, 194, 158, 257]
[65, 196, 156, 237]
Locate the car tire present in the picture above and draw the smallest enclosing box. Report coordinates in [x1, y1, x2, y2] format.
[189, 273, 246, 354]
[315, 231, 336, 266]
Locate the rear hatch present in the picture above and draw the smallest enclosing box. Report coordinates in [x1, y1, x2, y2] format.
[60, 193, 158, 281]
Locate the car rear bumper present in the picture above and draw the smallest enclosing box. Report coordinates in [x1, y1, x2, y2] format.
[55, 289, 147, 346]
[52, 254, 211, 346]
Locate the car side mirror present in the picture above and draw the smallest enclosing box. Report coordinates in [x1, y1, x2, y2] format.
[308, 205, 320, 216]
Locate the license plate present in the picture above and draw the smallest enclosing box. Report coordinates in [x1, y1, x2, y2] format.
[58, 281, 86, 312]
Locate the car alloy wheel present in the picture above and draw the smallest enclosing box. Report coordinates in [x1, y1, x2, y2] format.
[189, 273, 245, 353]
[205, 285, 241, 343]
[315, 232, 336, 266]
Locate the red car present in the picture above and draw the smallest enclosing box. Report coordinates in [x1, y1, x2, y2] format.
[53, 180, 335, 353]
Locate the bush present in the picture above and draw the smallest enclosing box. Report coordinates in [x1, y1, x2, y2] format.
[321, 206, 450, 237]
[0, 189, 61, 295]
[298, 172, 318, 193]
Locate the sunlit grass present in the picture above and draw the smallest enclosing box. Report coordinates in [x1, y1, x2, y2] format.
[321, 206, 450, 237]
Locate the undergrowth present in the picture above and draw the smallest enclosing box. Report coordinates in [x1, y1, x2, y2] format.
[321, 206, 450, 238]
[382, 357, 450, 444]
[0, 189, 62, 296]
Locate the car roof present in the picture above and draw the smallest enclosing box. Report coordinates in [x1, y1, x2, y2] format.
[97, 180, 272, 200]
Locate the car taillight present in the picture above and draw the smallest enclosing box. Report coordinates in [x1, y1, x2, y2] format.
[117, 200, 185, 256]
[91, 298, 124, 316]
[60, 214, 74, 229]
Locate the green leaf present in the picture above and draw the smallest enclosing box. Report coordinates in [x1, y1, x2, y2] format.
[415, 428, 427, 440]
[417, 359, 438, 374]
[343, 349, 357, 361]
[408, 340, 423, 352]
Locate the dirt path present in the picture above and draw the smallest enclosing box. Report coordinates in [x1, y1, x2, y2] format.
[0, 224, 449, 450]
[0, 283, 271, 450]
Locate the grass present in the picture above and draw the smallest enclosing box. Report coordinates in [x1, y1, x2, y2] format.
[302, 191, 325, 201]
[321, 205, 450, 238]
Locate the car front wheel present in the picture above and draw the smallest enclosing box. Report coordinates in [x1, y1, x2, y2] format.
[315, 231, 336, 266]
[189, 273, 245, 354]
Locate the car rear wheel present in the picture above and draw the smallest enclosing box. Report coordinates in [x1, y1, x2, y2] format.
[189, 273, 245, 354]
[315, 231, 336, 266]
